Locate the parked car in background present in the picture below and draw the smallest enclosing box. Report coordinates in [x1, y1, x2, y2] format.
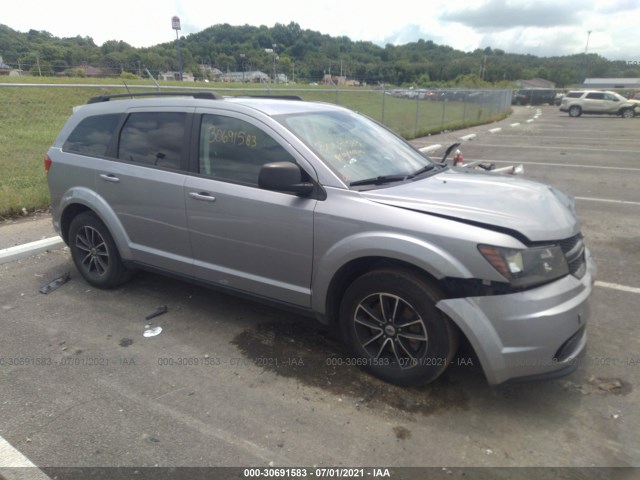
[554, 93, 565, 106]
[45, 92, 595, 387]
[511, 88, 556, 106]
[560, 90, 639, 118]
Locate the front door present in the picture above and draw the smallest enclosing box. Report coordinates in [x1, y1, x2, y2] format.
[185, 112, 316, 307]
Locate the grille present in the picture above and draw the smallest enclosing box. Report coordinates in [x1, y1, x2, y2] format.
[557, 234, 587, 279]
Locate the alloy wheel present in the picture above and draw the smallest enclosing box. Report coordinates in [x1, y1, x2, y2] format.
[353, 292, 428, 369]
[75, 226, 110, 277]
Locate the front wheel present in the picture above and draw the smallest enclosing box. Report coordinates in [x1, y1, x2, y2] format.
[339, 269, 458, 386]
[68, 212, 130, 289]
[621, 108, 635, 119]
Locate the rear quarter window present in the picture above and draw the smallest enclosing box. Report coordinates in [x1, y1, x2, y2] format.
[62, 114, 122, 156]
[566, 92, 584, 98]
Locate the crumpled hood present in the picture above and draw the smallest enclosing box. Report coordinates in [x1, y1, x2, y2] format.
[361, 168, 580, 242]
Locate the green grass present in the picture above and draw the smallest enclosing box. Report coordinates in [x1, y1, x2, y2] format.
[0, 78, 510, 218]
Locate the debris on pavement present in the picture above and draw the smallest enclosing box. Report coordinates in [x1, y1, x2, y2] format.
[563, 376, 632, 395]
[143, 326, 163, 338]
[145, 305, 168, 320]
[39, 272, 71, 294]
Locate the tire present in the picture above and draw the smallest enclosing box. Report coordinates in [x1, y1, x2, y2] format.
[68, 212, 130, 289]
[339, 268, 458, 387]
[568, 105, 582, 117]
[621, 108, 635, 119]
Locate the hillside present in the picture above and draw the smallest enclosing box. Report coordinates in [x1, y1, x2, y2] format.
[1, 22, 638, 87]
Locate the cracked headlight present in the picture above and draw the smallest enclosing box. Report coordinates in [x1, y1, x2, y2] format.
[478, 244, 569, 289]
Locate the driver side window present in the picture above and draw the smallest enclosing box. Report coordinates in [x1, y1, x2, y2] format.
[199, 114, 296, 186]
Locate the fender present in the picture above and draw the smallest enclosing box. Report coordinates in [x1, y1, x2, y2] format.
[311, 231, 473, 314]
[59, 186, 133, 260]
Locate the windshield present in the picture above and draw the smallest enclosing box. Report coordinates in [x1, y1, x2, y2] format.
[277, 110, 435, 187]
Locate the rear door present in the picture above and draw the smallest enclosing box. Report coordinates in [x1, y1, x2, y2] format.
[584, 92, 607, 113]
[184, 111, 316, 307]
[95, 108, 194, 275]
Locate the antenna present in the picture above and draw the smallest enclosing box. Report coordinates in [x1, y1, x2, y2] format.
[145, 68, 161, 92]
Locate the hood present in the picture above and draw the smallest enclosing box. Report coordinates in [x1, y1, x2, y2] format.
[361, 168, 579, 242]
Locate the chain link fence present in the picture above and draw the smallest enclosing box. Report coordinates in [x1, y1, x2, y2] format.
[0, 82, 512, 217]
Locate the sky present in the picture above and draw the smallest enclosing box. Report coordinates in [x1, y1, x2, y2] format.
[2, 0, 639, 61]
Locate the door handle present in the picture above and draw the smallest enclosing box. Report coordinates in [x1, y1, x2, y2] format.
[99, 173, 120, 183]
[189, 192, 216, 202]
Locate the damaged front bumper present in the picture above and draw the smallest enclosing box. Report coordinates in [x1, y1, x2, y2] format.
[437, 249, 596, 385]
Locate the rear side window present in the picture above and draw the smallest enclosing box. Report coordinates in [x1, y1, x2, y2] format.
[63, 114, 122, 156]
[586, 92, 604, 100]
[118, 112, 186, 170]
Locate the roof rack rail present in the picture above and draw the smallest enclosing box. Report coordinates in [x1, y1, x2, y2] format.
[87, 91, 223, 104]
[235, 95, 303, 101]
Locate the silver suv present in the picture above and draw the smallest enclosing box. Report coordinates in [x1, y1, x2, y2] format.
[45, 92, 595, 386]
[560, 90, 639, 118]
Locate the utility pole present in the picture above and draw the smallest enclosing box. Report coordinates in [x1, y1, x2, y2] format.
[272, 44, 278, 84]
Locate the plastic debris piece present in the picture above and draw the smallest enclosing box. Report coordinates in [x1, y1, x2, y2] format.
[145, 305, 168, 320]
[143, 326, 163, 337]
[39, 272, 71, 294]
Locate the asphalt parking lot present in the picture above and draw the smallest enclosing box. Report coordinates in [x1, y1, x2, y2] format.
[0, 106, 639, 479]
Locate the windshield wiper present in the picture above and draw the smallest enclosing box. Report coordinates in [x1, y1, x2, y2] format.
[349, 174, 409, 187]
[408, 163, 436, 178]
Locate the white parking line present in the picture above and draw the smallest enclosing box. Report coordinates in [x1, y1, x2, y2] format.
[0, 436, 52, 479]
[478, 159, 640, 172]
[0, 237, 64, 265]
[595, 281, 640, 295]
[472, 143, 640, 154]
[419, 144, 442, 153]
[575, 196, 640, 206]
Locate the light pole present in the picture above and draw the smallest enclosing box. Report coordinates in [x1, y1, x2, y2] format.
[240, 53, 246, 82]
[581, 30, 592, 84]
[171, 16, 183, 81]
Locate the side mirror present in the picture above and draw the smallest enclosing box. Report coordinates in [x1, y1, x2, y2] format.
[259, 162, 314, 195]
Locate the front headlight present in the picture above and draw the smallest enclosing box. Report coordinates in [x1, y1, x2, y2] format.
[478, 244, 569, 289]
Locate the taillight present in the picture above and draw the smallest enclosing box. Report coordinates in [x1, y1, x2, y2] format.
[44, 155, 52, 174]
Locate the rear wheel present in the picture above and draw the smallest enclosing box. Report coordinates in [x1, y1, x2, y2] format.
[568, 105, 582, 117]
[339, 268, 458, 386]
[68, 212, 130, 289]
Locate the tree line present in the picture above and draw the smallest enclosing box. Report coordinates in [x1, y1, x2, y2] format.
[1, 22, 638, 87]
